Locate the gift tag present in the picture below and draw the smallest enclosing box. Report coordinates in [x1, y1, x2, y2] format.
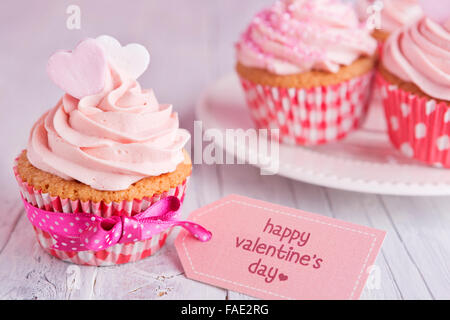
[175, 194, 386, 300]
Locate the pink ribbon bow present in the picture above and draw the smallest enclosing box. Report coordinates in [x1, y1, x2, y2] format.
[23, 196, 211, 252]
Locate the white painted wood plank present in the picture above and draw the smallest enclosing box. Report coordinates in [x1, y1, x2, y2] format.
[289, 182, 334, 218]
[322, 190, 424, 299]
[0, 200, 23, 253]
[379, 195, 450, 299]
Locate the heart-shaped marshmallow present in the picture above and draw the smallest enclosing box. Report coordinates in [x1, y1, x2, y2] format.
[47, 39, 107, 99]
[418, 0, 450, 24]
[96, 35, 150, 79]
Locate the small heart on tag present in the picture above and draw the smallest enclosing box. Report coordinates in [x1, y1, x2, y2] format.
[96, 35, 150, 79]
[47, 38, 107, 99]
[279, 273, 288, 281]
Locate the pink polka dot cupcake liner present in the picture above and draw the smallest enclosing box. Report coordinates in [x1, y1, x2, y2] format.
[13, 157, 189, 266]
[377, 73, 450, 168]
[239, 72, 374, 145]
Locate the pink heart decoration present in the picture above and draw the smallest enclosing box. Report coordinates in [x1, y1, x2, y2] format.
[418, 0, 450, 24]
[96, 35, 150, 79]
[279, 273, 288, 281]
[47, 38, 107, 99]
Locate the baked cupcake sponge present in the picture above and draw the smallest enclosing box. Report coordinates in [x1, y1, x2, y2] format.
[236, 56, 376, 88]
[378, 64, 450, 104]
[371, 29, 390, 43]
[16, 150, 192, 203]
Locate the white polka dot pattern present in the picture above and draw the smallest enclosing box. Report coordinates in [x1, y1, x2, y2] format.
[378, 73, 450, 168]
[22, 189, 210, 255]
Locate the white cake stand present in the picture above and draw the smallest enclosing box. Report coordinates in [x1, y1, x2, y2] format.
[195, 73, 450, 196]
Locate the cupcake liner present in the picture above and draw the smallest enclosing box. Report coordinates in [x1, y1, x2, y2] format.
[239, 71, 374, 145]
[377, 43, 383, 59]
[13, 157, 189, 266]
[377, 73, 450, 168]
[371, 40, 384, 108]
[375, 39, 385, 60]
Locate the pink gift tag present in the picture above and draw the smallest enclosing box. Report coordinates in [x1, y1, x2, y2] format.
[175, 194, 386, 300]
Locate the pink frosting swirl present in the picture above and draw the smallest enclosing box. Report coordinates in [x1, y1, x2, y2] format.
[27, 65, 190, 191]
[236, 0, 377, 74]
[356, 0, 423, 34]
[383, 17, 450, 101]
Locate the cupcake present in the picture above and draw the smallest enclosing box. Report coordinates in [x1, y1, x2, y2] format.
[377, 17, 450, 167]
[13, 36, 197, 266]
[236, 0, 378, 145]
[356, 0, 423, 44]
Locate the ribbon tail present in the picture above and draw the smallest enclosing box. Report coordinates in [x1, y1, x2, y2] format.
[173, 220, 212, 242]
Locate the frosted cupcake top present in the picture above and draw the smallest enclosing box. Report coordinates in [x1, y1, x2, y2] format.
[27, 36, 190, 191]
[356, 0, 423, 34]
[236, 0, 377, 75]
[383, 17, 450, 101]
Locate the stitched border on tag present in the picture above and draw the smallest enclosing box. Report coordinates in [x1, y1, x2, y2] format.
[181, 199, 377, 300]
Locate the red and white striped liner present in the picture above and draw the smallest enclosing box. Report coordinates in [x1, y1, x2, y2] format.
[239, 71, 374, 145]
[376, 39, 385, 60]
[377, 73, 450, 168]
[13, 157, 189, 266]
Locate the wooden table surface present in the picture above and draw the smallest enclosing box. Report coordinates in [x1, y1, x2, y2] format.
[0, 0, 449, 300]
